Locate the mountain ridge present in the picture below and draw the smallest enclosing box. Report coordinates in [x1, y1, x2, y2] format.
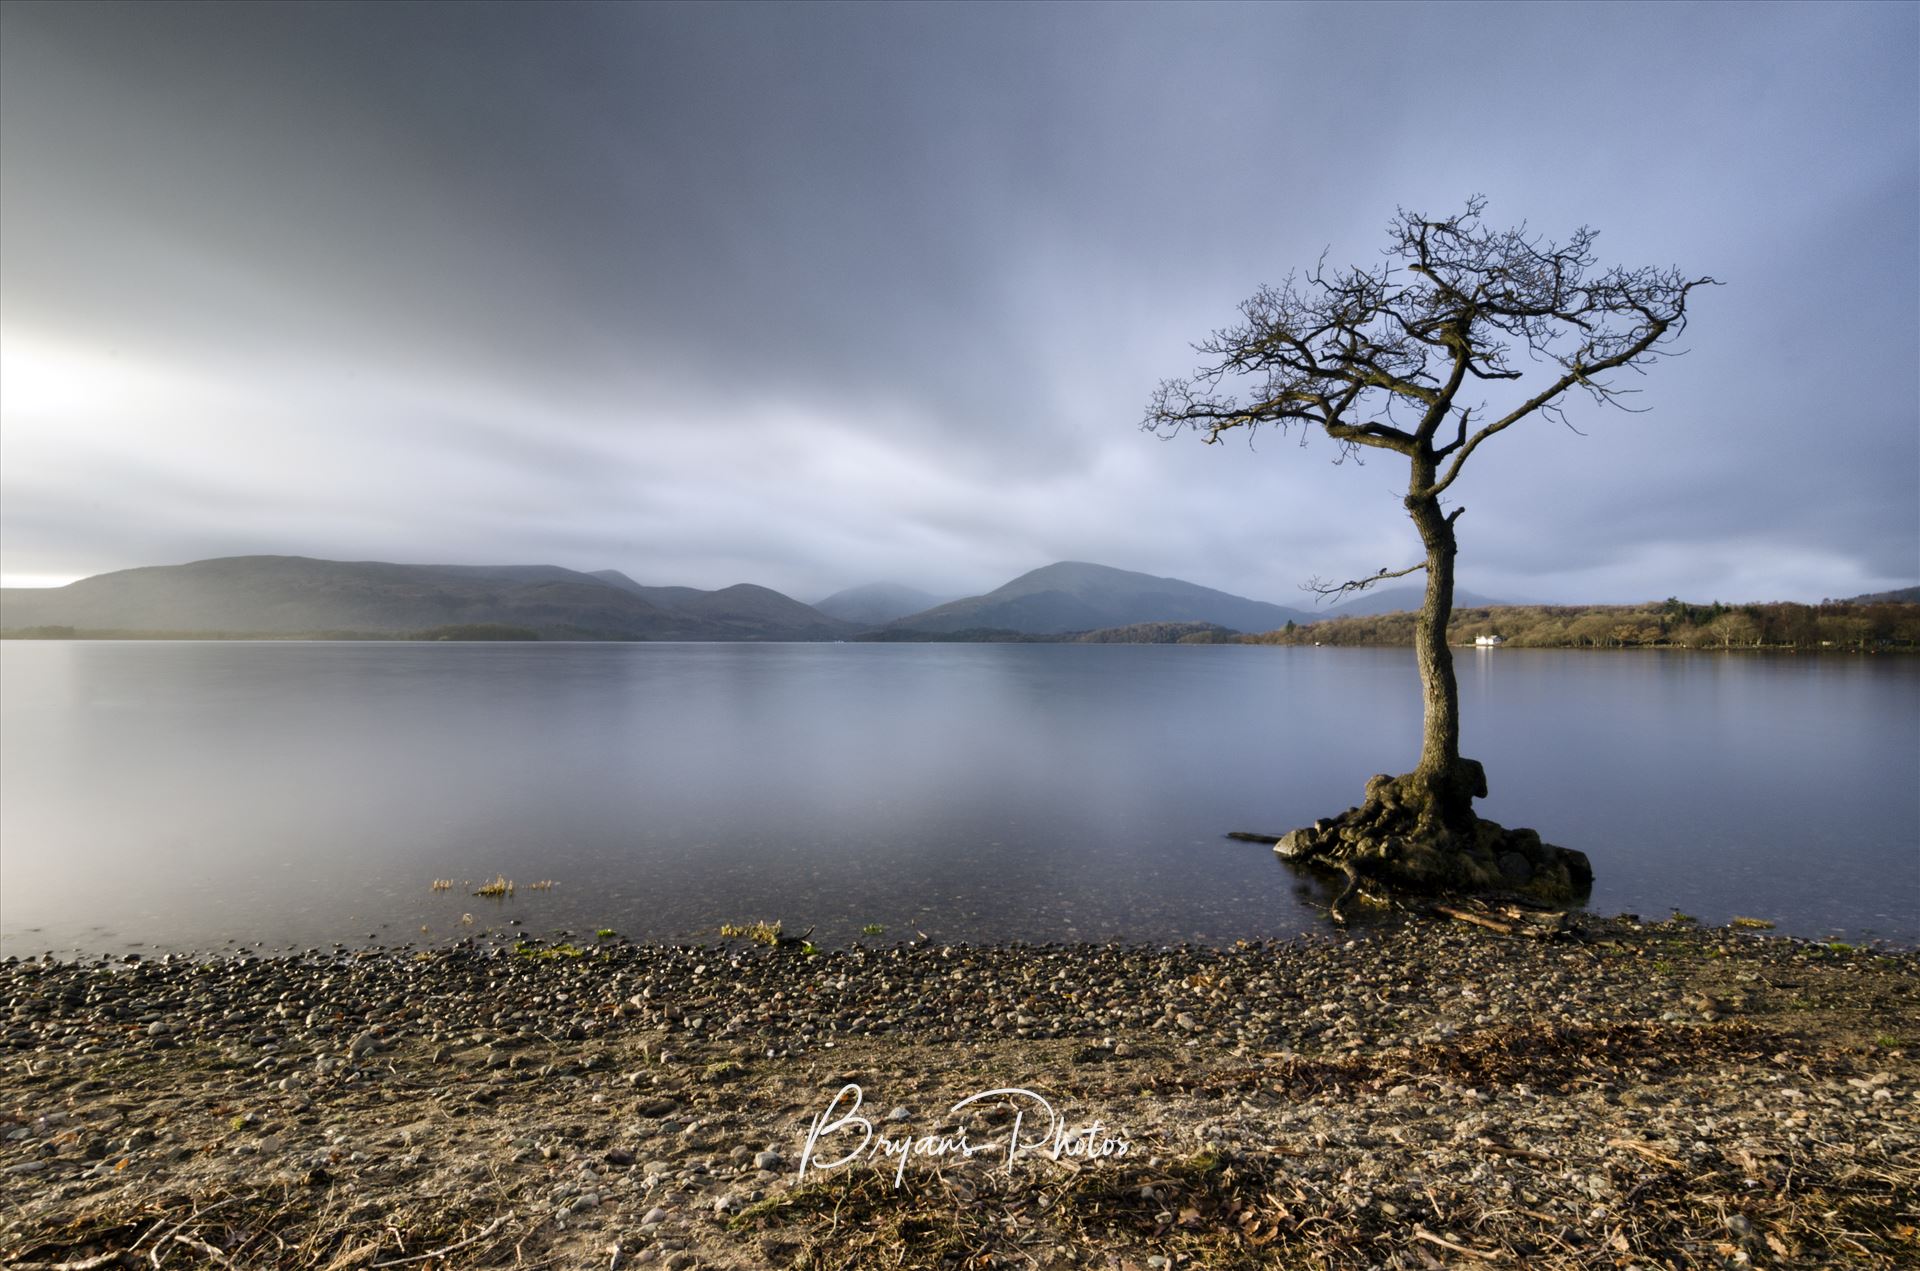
[1835, 585, 1920, 605]
[586, 569, 853, 639]
[9, 553, 1846, 642]
[0, 555, 1318, 641]
[1317, 584, 1515, 619]
[885, 561, 1314, 635]
[813, 582, 951, 626]
[0, 555, 853, 641]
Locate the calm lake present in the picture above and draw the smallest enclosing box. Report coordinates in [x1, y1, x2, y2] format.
[1, 641, 1915, 956]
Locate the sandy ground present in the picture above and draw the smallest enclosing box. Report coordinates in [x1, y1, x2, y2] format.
[1, 912, 1915, 1268]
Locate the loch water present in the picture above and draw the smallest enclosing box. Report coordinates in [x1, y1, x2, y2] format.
[2, 640, 1915, 955]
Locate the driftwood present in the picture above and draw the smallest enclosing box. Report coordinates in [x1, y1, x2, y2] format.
[1226, 831, 1284, 844]
[1432, 901, 1569, 939]
[1434, 903, 1518, 934]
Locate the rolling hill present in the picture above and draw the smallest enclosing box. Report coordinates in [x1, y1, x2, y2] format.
[1836, 586, 1920, 605]
[812, 582, 951, 626]
[588, 570, 854, 639]
[0, 556, 854, 641]
[886, 561, 1314, 636]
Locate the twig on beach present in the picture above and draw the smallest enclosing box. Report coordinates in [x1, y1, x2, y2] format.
[1432, 901, 1569, 939]
[172, 1233, 235, 1264]
[1475, 1136, 1557, 1165]
[134, 1198, 240, 1267]
[1410, 1225, 1499, 1260]
[1608, 1138, 1688, 1170]
[1432, 903, 1516, 935]
[366, 1214, 511, 1268]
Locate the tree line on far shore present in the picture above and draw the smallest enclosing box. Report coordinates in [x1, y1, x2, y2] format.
[1250, 599, 1920, 651]
[6, 606, 1915, 651]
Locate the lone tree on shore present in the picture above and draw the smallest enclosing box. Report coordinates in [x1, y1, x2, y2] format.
[1146, 198, 1712, 909]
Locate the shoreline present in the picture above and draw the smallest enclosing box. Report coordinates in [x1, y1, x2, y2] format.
[3, 914, 1915, 1268]
[5, 631, 1919, 654]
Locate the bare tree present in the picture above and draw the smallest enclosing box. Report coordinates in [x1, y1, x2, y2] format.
[1146, 198, 1713, 904]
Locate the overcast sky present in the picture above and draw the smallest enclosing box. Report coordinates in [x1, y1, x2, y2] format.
[2, 1, 1914, 605]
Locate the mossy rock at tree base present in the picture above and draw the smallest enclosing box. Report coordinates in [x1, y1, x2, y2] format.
[1276, 765, 1595, 906]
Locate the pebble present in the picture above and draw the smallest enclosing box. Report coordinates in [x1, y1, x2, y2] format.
[0, 916, 1911, 1271]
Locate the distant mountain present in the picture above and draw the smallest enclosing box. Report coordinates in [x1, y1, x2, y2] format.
[0, 556, 854, 641]
[887, 561, 1314, 636]
[813, 582, 950, 626]
[1320, 584, 1513, 618]
[588, 570, 853, 639]
[1835, 586, 1920, 605]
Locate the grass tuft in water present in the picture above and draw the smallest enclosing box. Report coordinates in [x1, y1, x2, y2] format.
[720, 919, 784, 946]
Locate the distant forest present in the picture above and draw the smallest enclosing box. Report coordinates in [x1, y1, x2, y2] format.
[1250, 600, 1920, 651]
[7, 605, 1916, 651]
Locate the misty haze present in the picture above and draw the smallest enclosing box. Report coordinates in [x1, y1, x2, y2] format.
[3, 639, 1915, 955]
[1, 3, 1916, 1267]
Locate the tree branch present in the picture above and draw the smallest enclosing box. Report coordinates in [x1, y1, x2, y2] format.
[1305, 560, 1428, 602]
[1143, 199, 1716, 519]
[1326, 420, 1416, 453]
[1433, 406, 1472, 461]
[1423, 277, 1713, 497]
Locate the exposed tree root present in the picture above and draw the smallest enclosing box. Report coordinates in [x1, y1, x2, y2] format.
[1274, 760, 1594, 912]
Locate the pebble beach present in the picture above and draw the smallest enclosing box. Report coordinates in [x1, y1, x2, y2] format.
[2, 913, 1916, 1269]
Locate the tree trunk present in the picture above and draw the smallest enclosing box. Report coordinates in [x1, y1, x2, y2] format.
[1404, 462, 1477, 825]
[1269, 466, 1590, 906]
[1409, 493, 1458, 782]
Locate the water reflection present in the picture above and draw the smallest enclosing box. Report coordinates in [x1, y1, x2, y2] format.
[1, 641, 1914, 955]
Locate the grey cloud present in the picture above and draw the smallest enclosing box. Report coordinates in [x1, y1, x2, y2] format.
[1, 1, 1914, 602]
